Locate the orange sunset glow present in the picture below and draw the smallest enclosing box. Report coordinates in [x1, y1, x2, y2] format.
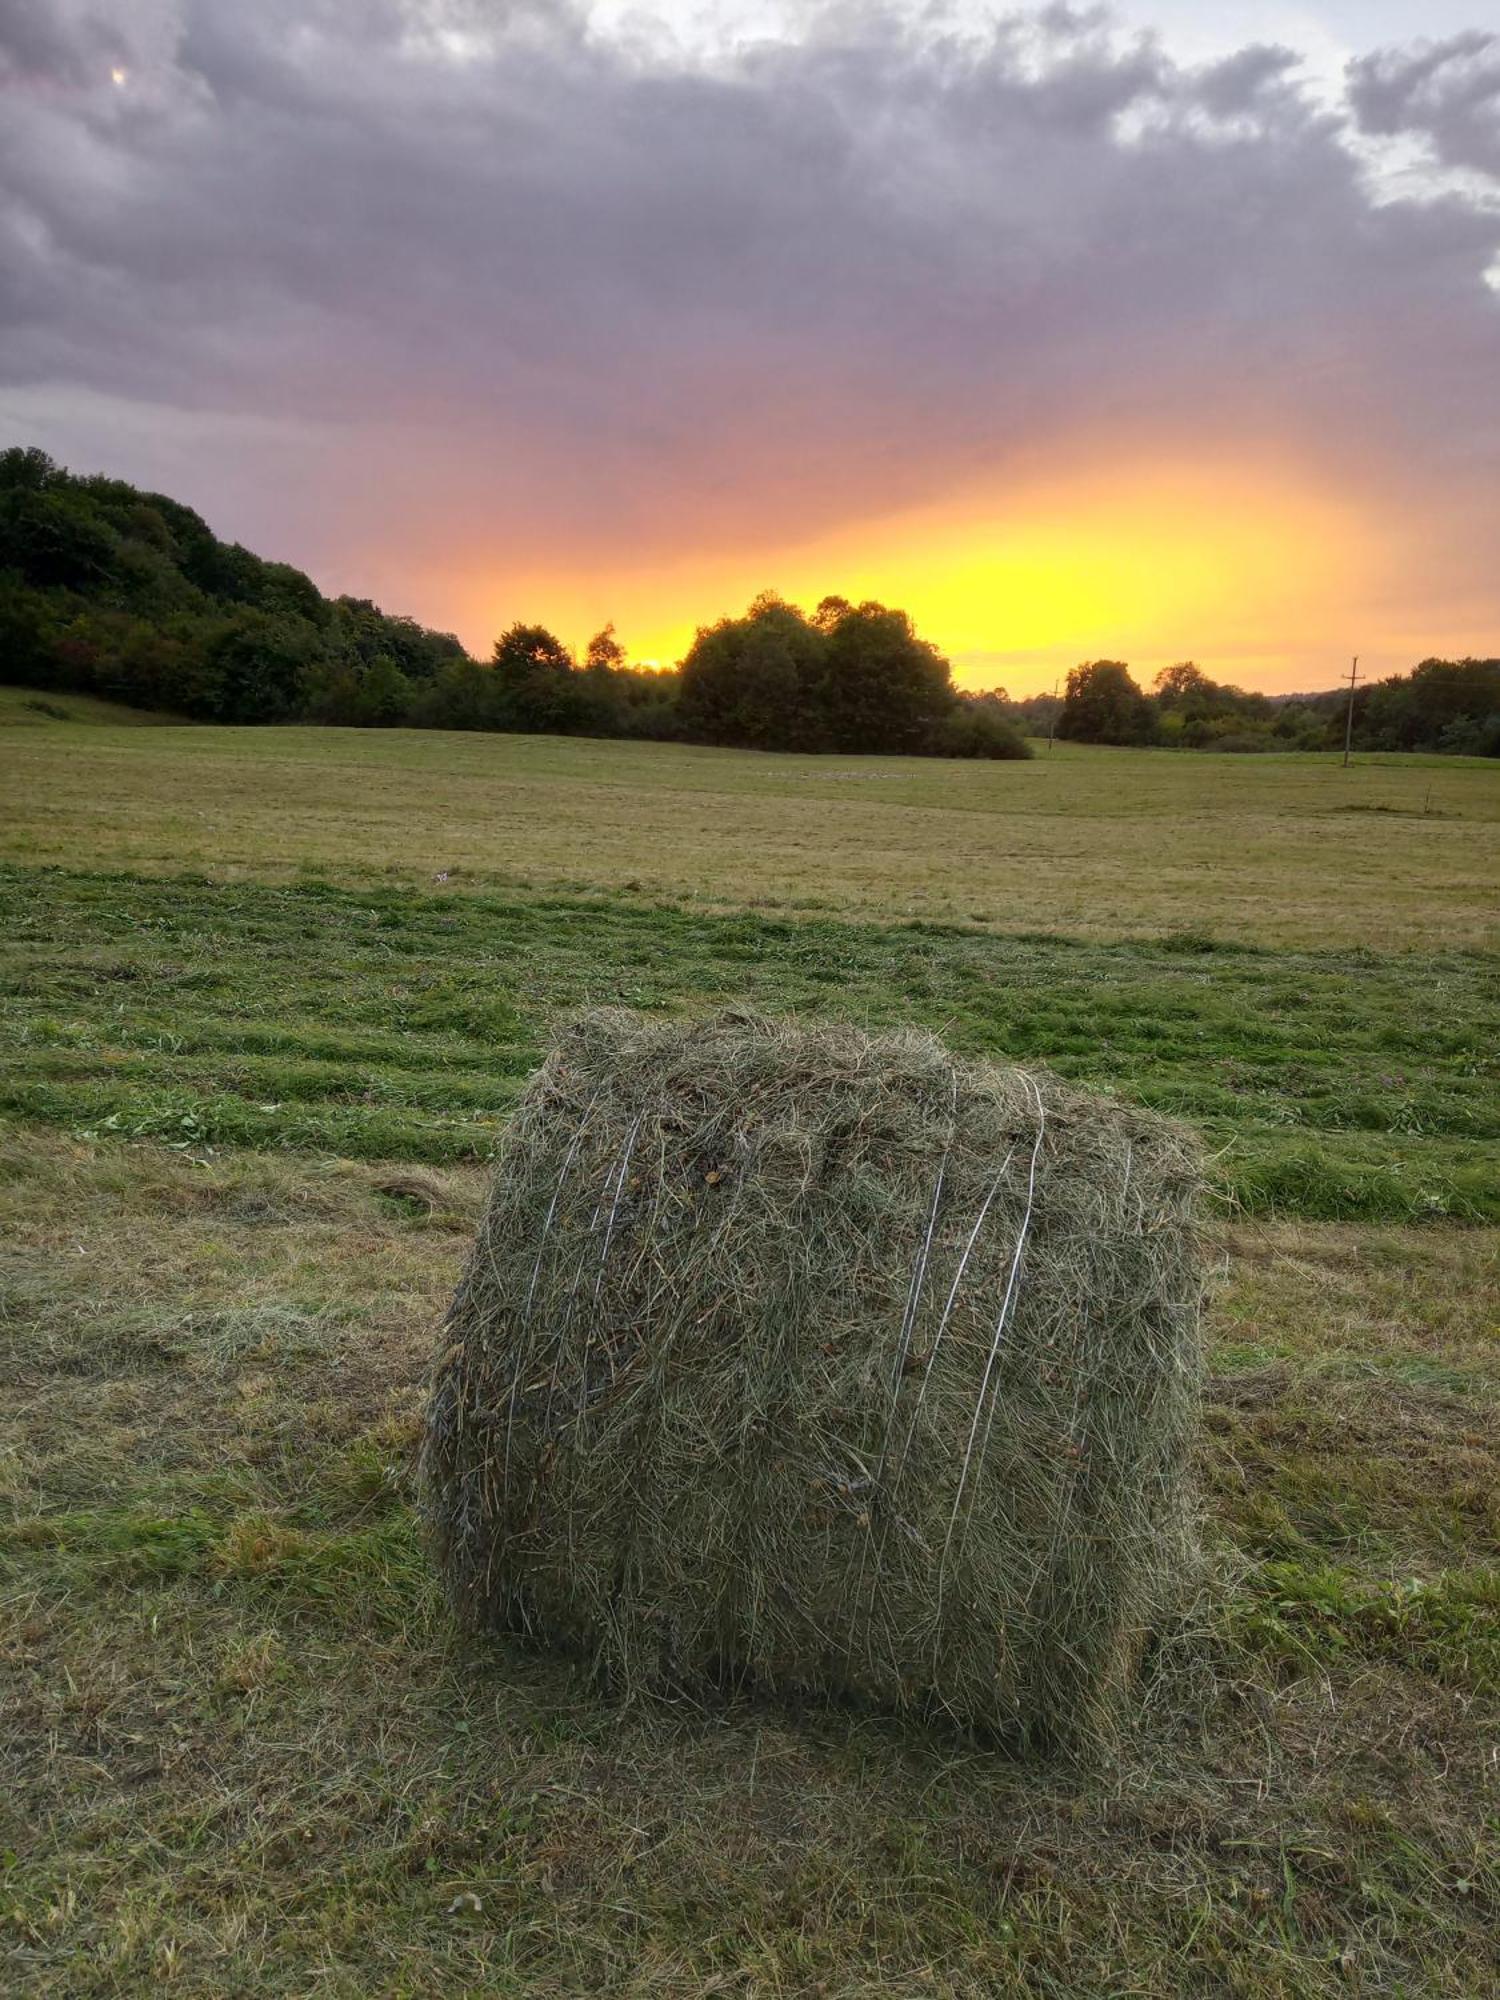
[426, 458, 1377, 693]
[5, 4, 1498, 695]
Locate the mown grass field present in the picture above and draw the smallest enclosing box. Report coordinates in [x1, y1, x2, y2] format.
[2, 703, 1498, 1997]
[5, 709, 1498, 947]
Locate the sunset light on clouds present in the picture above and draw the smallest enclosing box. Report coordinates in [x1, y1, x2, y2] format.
[2, 0, 1497, 691]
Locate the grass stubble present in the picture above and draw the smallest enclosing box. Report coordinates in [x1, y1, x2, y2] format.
[3, 711, 1498, 949]
[0, 706, 1497, 1995]
[0, 1133, 1495, 1994]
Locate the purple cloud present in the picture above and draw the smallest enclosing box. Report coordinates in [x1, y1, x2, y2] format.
[0, 2, 1496, 652]
[1349, 30, 1500, 178]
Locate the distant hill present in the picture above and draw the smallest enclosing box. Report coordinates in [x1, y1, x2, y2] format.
[0, 444, 467, 725]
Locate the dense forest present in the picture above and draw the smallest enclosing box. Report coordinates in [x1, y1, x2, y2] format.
[2, 447, 1495, 756]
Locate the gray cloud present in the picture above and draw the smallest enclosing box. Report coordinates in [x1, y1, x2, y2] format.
[0, 1, 120, 82]
[1348, 30, 1500, 178]
[1, 1, 1497, 593]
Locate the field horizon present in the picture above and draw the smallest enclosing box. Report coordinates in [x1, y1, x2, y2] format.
[4, 692, 1497, 950]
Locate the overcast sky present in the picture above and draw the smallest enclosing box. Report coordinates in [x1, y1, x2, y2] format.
[1, 1, 1496, 687]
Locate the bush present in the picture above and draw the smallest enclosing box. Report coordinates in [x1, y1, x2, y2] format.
[928, 701, 1032, 759]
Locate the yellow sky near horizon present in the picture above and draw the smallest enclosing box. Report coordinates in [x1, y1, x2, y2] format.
[403, 452, 1470, 696]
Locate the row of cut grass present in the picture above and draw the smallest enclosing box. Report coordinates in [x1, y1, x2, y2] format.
[2, 865, 1496, 1218]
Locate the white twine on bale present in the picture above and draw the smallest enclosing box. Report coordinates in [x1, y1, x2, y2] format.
[885, 1138, 1020, 1492]
[854, 1127, 1023, 1661]
[593, 1110, 645, 1308]
[518, 1058, 1046, 1672]
[541, 1107, 649, 1443]
[935, 1071, 1048, 1622]
[856, 1096, 1025, 1663]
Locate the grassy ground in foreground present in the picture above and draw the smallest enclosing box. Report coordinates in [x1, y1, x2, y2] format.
[1, 1132, 1496, 1998]
[3, 714, 1497, 1993]
[3, 865, 1496, 1220]
[4, 705, 1498, 948]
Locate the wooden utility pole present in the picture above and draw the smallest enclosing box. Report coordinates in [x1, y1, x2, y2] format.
[1047, 678, 1060, 752]
[1342, 656, 1361, 768]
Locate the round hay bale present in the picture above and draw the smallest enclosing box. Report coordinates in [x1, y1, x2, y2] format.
[423, 1008, 1205, 1750]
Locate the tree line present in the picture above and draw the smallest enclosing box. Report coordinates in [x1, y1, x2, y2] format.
[0, 448, 1026, 759]
[1034, 657, 1500, 757]
[2, 447, 1493, 757]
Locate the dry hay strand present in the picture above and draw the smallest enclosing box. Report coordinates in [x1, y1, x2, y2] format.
[423, 1008, 1205, 1753]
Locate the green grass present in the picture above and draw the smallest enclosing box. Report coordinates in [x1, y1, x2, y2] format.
[3, 709, 1497, 947]
[2, 1136, 1496, 1996]
[2, 718, 1498, 1994]
[2, 865, 1495, 1219]
[0, 685, 182, 728]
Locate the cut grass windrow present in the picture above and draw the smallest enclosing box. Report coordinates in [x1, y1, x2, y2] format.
[2, 865, 1496, 1220]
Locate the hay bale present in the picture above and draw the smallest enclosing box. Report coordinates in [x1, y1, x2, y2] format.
[423, 1008, 1204, 1750]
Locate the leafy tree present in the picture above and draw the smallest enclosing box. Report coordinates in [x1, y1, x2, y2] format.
[304, 652, 415, 727]
[0, 574, 57, 686]
[613, 676, 681, 740]
[816, 599, 955, 754]
[680, 593, 1026, 757]
[1267, 702, 1329, 751]
[584, 623, 628, 673]
[410, 657, 498, 732]
[677, 595, 826, 750]
[1360, 657, 1500, 753]
[1000, 688, 1063, 738]
[1058, 660, 1155, 745]
[355, 654, 416, 725]
[1150, 662, 1273, 746]
[205, 611, 323, 724]
[929, 694, 1030, 759]
[491, 621, 575, 731]
[254, 559, 327, 626]
[486, 622, 624, 736]
[493, 623, 573, 680]
[334, 597, 463, 680]
[0, 445, 471, 724]
[0, 446, 57, 493]
[1153, 662, 1216, 709]
[0, 488, 122, 591]
[94, 619, 194, 713]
